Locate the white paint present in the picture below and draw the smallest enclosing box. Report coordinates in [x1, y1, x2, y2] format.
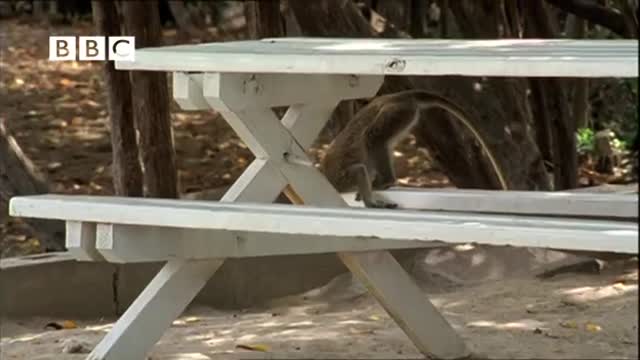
[10, 195, 638, 254]
[93, 224, 429, 263]
[115, 38, 638, 78]
[65, 221, 103, 261]
[342, 187, 638, 219]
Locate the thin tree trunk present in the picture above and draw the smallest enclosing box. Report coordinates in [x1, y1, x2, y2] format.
[409, 0, 426, 37]
[566, 15, 590, 129]
[92, 1, 143, 197]
[0, 122, 65, 251]
[244, 0, 283, 39]
[168, 1, 211, 42]
[525, 1, 578, 189]
[122, 1, 178, 198]
[377, 0, 411, 33]
[617, 0, 639, 37]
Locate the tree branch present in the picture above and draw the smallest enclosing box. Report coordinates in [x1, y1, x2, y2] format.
[544, 0, 631, 37]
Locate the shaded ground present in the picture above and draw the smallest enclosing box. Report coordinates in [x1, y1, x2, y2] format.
[1, 246, 638, 359]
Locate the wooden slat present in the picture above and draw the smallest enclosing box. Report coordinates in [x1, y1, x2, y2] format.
[65, 221, 103, 261]
[10, 195, 638, 254]
[341, 188, 638, 219]
[115, 39, 638, 78]
[93, 224, 430, 263]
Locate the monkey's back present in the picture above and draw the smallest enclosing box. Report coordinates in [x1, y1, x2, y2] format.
[320, 101, 383, 191]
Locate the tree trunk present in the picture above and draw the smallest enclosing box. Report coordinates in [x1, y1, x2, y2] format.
[566, 15, 590, 130]
[168, 1, 211, 42]
[92, 1, 143, 197]
[244, 0, 283, 39]
[122, 1, 178, 198]
[544, 0, 633, 37]
[0, 122, 65, 251]
[524, 1, 578, 189]
[376, 0, 411, 33]
[409, 0, 426, 37]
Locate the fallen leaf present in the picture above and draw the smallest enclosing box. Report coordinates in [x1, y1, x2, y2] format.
[560, 320, 578, 329]
[236, 344, 269, 352]
[47, 162, 62, 171]
[585, 322, 602, 332]
[61, 320, 78, 329]
[45, 320, 77, 330]
[369, 315, 381, 321]
[59, 78, 75, 87]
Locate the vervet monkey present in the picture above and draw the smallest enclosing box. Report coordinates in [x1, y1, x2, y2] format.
[320, 90, 508, 208]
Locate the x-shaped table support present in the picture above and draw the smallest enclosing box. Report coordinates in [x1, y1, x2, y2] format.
[87, 72, 470, 360]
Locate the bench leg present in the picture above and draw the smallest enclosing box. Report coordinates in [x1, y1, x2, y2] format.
[87, 260, 223, 360]
[88, 160, 288, 360]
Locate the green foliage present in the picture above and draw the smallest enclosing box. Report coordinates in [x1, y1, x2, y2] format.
[576, 127, 594, 154]
[589, 78, 638, 151]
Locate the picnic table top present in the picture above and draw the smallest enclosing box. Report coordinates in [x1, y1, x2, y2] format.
[115, 38, 639, 78]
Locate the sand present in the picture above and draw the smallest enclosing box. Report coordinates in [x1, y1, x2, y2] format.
[1, 246, 638, 359]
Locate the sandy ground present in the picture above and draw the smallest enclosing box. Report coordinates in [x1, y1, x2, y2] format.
[2, 246, 637, 359]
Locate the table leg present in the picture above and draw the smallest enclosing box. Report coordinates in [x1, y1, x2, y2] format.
[202, 73, 470, 359]
[89, 71, 470, 360]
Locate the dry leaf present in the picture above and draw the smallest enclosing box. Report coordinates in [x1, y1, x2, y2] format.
[585, 322, 602, 332]
[236, 344, 269, 352]
[59, 78, 75, 87]
[62, 320, 78, 329]
[560, 320, 578, 329]
[45, 320, 77, 330]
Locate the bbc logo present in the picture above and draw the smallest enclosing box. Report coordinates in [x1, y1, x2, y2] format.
[49, 36, 135, 62]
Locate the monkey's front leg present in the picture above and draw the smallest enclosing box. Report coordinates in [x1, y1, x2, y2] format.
[347, 164, 397, 209]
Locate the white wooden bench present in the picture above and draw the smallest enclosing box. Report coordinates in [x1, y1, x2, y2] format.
[10, 39, 639, 360]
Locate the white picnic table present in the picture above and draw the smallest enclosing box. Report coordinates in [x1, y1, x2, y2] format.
[9, 38, 639, 360]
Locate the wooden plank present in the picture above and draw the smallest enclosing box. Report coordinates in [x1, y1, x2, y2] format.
[339, 251, 469, 359]
[87, 259, 224, 360]
[281, 102, 342, 149]
[10, 195, 638, 254]
[172, 72, 208, 110]
[340, 187, 638, 219]
[203, 73, 383, 111]
[570, 183, 638, 194]
[65, 221, 103, 261]
[93, 224, 430, 263]
[115, 39, 638, 78]
[220, 158, 287, 203]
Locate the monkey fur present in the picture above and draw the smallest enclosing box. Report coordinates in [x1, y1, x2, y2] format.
[320, 89, 508, 208]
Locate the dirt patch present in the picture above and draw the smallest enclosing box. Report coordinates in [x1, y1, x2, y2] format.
[1, 247, 637, 359]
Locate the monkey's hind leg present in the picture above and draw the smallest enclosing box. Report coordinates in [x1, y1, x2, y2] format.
[347, 163, 397, 209]
[369, 146, 396, 190]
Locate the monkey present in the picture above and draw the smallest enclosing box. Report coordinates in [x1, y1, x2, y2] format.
[320, 89, 508, 209]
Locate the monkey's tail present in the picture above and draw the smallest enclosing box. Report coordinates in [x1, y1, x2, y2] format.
[416, 96, 510, 191]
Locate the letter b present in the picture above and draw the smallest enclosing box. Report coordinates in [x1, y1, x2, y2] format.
[49, 36, 76, 61]
[79, 36, 106, 61]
